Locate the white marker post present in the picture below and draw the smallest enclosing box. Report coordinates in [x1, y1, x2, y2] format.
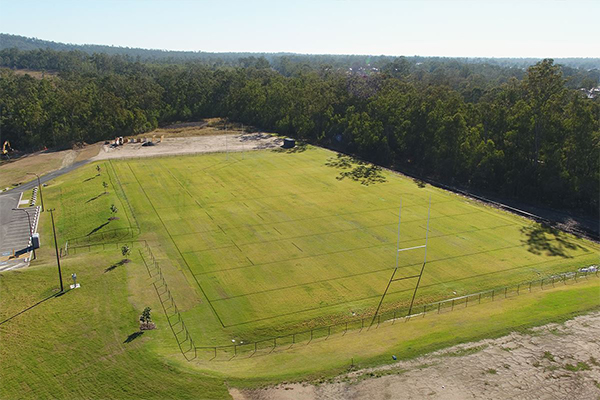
[70, 272, 80, 289]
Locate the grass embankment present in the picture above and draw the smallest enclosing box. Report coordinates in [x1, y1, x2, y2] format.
[0, 250, 597, 398]
[0, 153, 63, 190]
[0, 250, 229, 400]
[36, 161, 134, 244]
[0, 144, 100, 190]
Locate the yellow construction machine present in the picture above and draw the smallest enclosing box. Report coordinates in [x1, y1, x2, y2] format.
[1, 140, 13, 159]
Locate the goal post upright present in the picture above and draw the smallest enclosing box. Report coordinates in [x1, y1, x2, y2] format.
[369, 200, 402, 327]
[370, 196, 432, 326]
[407, 195, 431, 316]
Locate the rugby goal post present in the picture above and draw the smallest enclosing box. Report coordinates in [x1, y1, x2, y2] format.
[370, 196, 431, 327]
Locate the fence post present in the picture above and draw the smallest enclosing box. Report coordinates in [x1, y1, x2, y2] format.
[529, 281, 532, 292]
[438, 302, 441, 313]
[310, 329, 313, 341]
[214, 347, 217, 358]
[377, 315, 380, 326]
[234, 344, 237, 356]
[345, 321, 348, 332]
[293, 334, 296, 343]
[392, 311, 396, 324]
[552, 277, 555, 287]
[492, 290, 495, 301]
[504, 287, 507, 298]
[254, 342, 257, 353]
[451, 299, 455, 310]
[478, 293, 481, 304]
[465, 296, 468, 308]
[517, 284, 520, 295]
[361, 318, 364, 330]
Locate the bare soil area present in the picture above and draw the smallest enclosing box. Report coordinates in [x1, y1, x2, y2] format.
[231, 312, 600, 400]
[93, 133, 282, 161]
[0, 143, 101, 190]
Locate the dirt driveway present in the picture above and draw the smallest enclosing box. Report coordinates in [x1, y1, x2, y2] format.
[93, 133, 282, 161]
[231, 312, 600, 400]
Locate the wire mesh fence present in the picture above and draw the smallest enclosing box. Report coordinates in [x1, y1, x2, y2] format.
[194, 267, 599, 361]
[61, 227, 141, 251]
[138, 241, 197, 361]
[61, 238, 598, 362]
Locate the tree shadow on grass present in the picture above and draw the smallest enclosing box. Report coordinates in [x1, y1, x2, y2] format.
[104, 264, 118, 273]
[87, 221, 110, 236]
[123, 331, 144, 344]
[85, 192, 107, 203]
[325, 153, 387, 186]
[520, 224, 584, 258]
[413, 178, 426, 188]
[104, 259, 128, 273]
[82, 174, 100, 183]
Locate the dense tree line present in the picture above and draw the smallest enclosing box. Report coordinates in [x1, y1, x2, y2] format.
[3, 33, 600, 73]
[0, 49, 598, 215]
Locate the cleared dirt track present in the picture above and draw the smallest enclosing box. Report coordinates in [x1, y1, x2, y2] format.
[93, 133, 282, 161]
[231, 312, 600, 400]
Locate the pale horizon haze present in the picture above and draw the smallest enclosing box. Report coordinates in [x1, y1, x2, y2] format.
[0, 0, 598, 58]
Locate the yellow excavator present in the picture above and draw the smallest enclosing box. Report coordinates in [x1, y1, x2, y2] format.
[1, 141, 12, 159]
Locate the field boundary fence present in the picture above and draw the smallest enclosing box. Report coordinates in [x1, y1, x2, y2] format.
[138, 242, 197, 361]
[59, 238, 598, 362]
[61, 239, 197, 361]
[61, 227, 141, 253]
[195, 267, 599, 361]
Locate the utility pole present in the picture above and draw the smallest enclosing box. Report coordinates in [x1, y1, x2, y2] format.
[12, 208, 35, 260]
[26, 172, 44, 212]
[48, 209, 64, 292]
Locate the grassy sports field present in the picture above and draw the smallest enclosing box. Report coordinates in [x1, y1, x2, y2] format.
[1, 144, 599, 399]
[104, 146, 597, 341]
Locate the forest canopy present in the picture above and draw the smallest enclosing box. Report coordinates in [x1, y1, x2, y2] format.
[0, 43, 598, 216]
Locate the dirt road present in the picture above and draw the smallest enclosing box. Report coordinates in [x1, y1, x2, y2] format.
[93, 133, 282, 161]
[231, 312, 600, 400]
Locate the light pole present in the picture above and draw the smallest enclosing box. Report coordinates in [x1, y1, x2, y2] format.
[48, 208, 64, 292]
[26, 172, 44, 212]
[12, 208, 35, 260]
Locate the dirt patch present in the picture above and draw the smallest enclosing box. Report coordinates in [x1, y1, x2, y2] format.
[93, 133, 282, 161]
[0, 144, 101, 190]
[231, 312, 600, 400]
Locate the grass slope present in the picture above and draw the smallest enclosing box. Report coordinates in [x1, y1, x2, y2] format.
[0, 250, 229, 400]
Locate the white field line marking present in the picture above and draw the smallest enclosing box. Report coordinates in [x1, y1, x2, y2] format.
[397, 245, 426, 252]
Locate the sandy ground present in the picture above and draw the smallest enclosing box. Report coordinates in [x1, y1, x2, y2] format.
[92, 133, 282, 161]
[231, 312, 600, 400]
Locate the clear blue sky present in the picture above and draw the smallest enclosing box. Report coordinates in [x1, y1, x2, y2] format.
[1, 0, 598, 57]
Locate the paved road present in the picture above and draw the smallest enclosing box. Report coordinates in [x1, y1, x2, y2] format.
[0, 159, 90, 195]
[0, 160, 89, 270]
[0, 192, 21, 253]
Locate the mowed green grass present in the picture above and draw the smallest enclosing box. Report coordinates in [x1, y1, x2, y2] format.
[0, 250, 229, 400]
[1, 145, 599, 399]
[105, 146, 598, 341]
